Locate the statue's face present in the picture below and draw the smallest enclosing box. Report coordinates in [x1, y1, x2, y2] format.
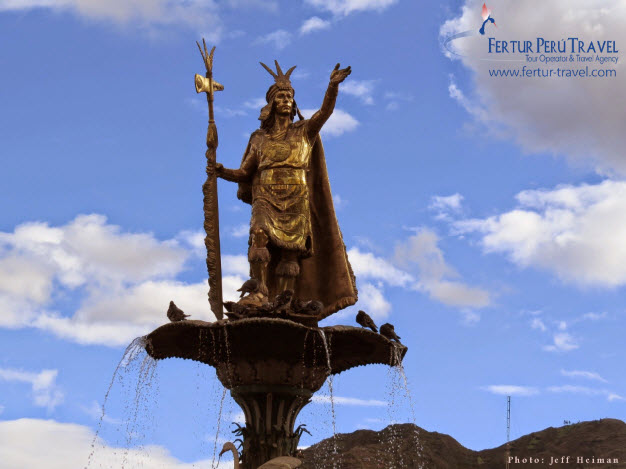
[273, 89, 294, 116]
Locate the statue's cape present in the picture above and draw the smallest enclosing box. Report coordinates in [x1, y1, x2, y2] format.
[237, 126, 358, 320]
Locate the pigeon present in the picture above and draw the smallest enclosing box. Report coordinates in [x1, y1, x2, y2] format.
[223, 301, 250, 316]
[297, 300, 324, 316]
[380, 323, 401, 342]
[356, 310, 378, 333]
[274, 289, 294, 307]
[237, 278, 260, 298]
[257, 301, 276, 314]
[167, 301, 189, 322]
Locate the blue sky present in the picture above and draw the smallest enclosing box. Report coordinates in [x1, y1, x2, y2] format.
[1, 0, 625, 466]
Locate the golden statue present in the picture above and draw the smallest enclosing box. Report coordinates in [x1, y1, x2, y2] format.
[215, 60, 357, 319]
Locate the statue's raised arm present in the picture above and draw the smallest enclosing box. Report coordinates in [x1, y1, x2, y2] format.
[306, 64, 352, 142]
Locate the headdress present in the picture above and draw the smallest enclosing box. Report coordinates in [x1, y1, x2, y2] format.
[258, 60, 303, 122]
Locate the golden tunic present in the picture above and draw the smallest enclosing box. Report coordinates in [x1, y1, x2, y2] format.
[248, 123, 313, 254]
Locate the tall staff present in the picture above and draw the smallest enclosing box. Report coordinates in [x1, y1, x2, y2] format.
[195, 40, 224, 319]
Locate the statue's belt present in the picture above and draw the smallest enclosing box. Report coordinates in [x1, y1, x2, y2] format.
[260, 168, 307, 185]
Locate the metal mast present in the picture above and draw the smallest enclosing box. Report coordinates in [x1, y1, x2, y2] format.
[505, 395, 511, 469]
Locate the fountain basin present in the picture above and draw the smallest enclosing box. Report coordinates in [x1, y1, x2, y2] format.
[145, 318, 407, 391]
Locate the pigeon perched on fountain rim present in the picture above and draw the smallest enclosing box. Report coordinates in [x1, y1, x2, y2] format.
[379, 322, 401, 342]
[167, 301, 190, 322]
[356, 310, 378, 333]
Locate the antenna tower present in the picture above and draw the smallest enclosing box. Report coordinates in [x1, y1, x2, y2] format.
[505, 395, 511, 469]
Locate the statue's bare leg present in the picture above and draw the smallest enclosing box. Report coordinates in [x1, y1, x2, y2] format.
[248, 228, 270, 296]
[276, 249, 300, 293]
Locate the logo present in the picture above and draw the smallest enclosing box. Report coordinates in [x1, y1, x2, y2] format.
[479, 3, 497, 35]
[442, 2, 501, 58]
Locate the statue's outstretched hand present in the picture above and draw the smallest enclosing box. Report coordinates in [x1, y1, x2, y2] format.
[330, 63, 351, 85]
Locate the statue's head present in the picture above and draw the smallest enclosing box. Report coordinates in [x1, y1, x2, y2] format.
[258, 60, 302, 128]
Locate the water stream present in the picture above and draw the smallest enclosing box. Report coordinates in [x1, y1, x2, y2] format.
[84, 336, 151, 469]
[210, 386, 228, 469]
[317, 330, 339, 469]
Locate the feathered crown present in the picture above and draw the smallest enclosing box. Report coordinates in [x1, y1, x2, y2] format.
[260, 60, 296, 91]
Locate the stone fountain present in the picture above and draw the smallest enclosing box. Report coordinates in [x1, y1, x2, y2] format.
[144, 41, 407, 469]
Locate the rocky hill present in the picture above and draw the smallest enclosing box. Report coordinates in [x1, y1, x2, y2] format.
[300, 419, 626, 468]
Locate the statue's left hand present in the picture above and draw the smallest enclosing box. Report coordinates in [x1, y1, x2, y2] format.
[330, 63, 351, 85]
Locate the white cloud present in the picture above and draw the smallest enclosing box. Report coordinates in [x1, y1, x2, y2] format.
[447, 78, 491, 125]
[349, 231, 490, 312]
[301, 108, 359, 137]
[222, 254, 249, 278]
[441, 1, 626, 175]
[461, 310, 480, 325]
[455, 180, 626, 288]
[429, 193, 465, 221]
[347, 247, 413, 287]
[333, 193, 347, 209]
[560, 369, 608, 383]
[312, 395, 387, 406]
[483, 385, 539, 397]
[300, 16, 331, 35]
[229, 411, 246, 424]
[0, 0, 223, 40]
[429, 193, 464, 213]
[0, 369, 63, 411]
[543, 332, 579, 352]
[0, 214, 187, 291]
[254, 29, 292, 50]
[243, 97, 267, 109]
[229, 224, 249, 238]
[531, 318, 547, 332]
[341, 80, 376, 105]
[0, 215, 242, 346]
[357, 282, 391, 320]
[215, 106, 247, 118]
[0, 418, 230, 469]
[581, 312, 608, 321]
[224, 0, 277, 11]
[547, 385, 623, 402]
[80, 401, 122, 425]
[305, 0, 397, 16]
[394, 229, 490, 308]
[383, 90, 413, 111]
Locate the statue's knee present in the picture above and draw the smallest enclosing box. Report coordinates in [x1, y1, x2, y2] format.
[276, 259, 300, 277]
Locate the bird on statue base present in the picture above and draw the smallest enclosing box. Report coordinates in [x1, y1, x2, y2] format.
[380, 323, 401, 342]
[219, 442, 302, 468]
[356, 310, 378, 332]
[274, 289, 294, 307]
[167, 301, 189, 322]
[238, 278, 260, 298]
[223, 301, 251, 318]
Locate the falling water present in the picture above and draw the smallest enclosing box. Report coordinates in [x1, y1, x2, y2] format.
[210, 386, 228, 469]
[317, 330, 339, 469]
[384, 361, 403, 469]
[120, 351, 159, 469]
[393, 347, 423, 469]
[381, 345, 423, 469]
[84, 336, 149, 469]
[299, 330, 311, 389]
[223, 325, 234, 388]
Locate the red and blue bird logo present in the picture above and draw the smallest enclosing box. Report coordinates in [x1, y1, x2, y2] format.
[479, 3, 497, 35]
